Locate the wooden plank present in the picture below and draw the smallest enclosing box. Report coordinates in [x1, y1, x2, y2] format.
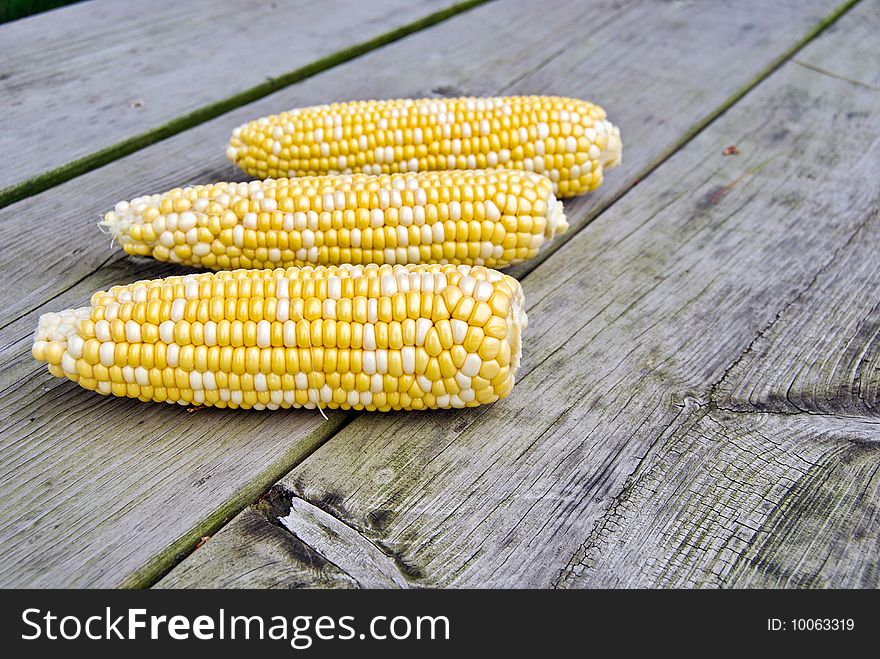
[715, 214, 880, 417]
[160, 487, 405, 588]
[0, 0, 474, 200]
[159, 1, 878, 588]
[156, 506, 360, 589]
[714, 12, 880, 418]
[723, 422, 879, 589]
[556, 410, 880, 588]
[0, 0, 840, 587]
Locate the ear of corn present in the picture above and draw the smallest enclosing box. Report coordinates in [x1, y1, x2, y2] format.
[32, 264, 526, 412]
[227, 95, 622, 198]
[102, 169, 568, 270]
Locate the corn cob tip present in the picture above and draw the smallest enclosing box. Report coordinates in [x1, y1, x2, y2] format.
[99, 203, 136, 250]
[604, 123, 622, 170]
[507, 282, 527, 372]
[32, 307, 91, 379]
[225, 123, 254, 163]
[545, 195, 568, 238]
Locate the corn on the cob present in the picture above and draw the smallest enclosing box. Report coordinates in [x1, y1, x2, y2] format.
[227, 95, 622, 198]
[102, 170, 568, 270]
[32, 264, 526, 411]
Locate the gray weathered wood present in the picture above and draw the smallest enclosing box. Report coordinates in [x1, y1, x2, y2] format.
[0, 370, 352, 587]
[713, 11, 880, 418]
[156, 506, 359, 589]
[0, 0, 465, 195]
[160, 1, 878, 588]
[556, 410, 880, 588]
[717, 229, 880, 416]
[715, 214, 880, 417]
[160, 486, 405, 588]
[0, 0, 845, 587]
[724, 419, 879, 588]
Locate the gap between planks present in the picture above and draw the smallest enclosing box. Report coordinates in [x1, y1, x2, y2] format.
[0, 0, 492, 210]
[150, 0, 866, 588]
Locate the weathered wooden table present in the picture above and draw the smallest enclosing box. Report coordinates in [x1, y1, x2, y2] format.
[1, 0, 877, 588]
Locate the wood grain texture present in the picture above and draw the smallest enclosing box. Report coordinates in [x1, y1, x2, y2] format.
[161, 485, 407, 588]
[0, 0, 466, 196]
[161, 1, 878, 588]
[156, 505, 359, 589]
[714, 212, 880, 417]
[0, 0, 847, 587]
[724, 419, 879, 588]
[0, 371, 352, 587]
[556, 410, 880, 588]
[714, 8, 880, 418]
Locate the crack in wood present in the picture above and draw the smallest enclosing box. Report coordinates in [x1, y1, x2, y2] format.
[709, 206, 880, 413]
[792, 58, 880, 91]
